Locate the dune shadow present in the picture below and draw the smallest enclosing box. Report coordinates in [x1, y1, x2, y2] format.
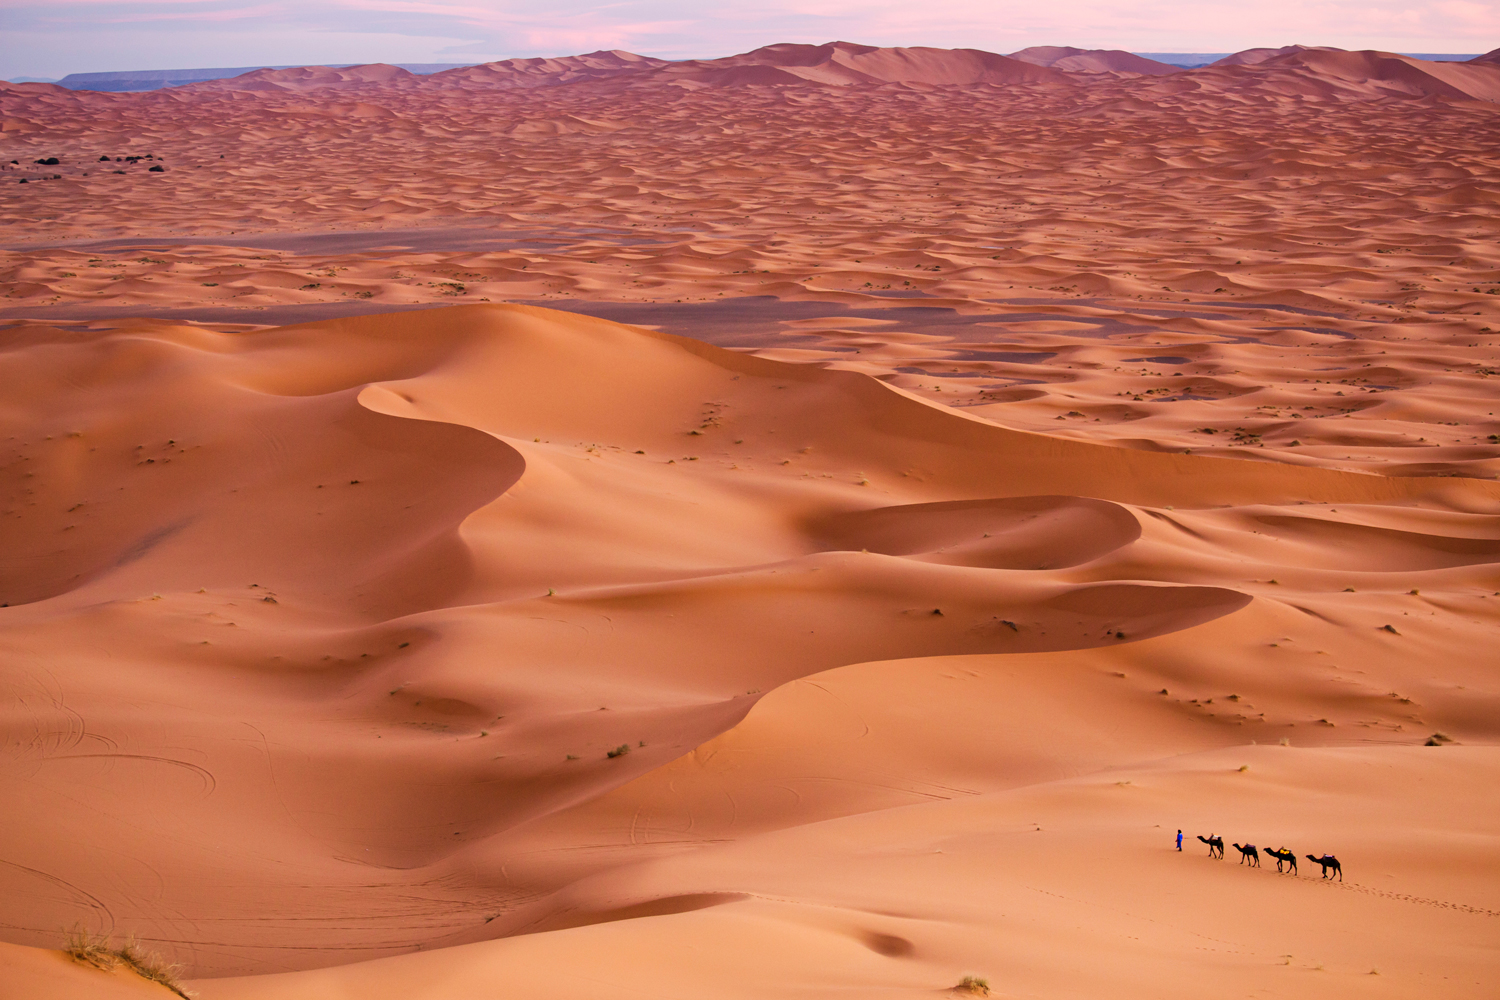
[807, 495, 1141, 570]
[1250, 514, 1500, 571]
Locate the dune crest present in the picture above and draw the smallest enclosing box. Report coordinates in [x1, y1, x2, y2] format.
[41, 40, 1491, 100]
[1210, 44, 1316, 66]
[1009, 46, 1184, 76]
[2, 304, 1497, 997]
[426, 50, 671, 90]
[3, 32, 1499, 1000]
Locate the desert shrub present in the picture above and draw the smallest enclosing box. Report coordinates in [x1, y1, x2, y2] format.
[955, 974, 991, 996]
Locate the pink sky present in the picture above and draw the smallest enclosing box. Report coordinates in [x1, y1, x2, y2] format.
[3, 0, 1494, 79]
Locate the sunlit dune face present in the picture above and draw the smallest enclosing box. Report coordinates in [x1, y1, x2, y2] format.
[1, 46, 1498, 1000]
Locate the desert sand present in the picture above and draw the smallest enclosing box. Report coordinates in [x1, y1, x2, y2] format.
[1, 41, 1498, 1000]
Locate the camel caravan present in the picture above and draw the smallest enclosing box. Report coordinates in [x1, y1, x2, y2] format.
[1195, 834, 1342, 880]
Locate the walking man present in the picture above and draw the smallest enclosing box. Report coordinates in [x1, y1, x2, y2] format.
[1176, 829, 1183, 851]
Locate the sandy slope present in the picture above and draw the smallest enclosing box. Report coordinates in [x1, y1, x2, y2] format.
[2, 46, 1497, 479]
[1008, 46, 1183, 76]
[2, 304, 1497, 1000]
[193, 745, 1499, 1000]
[2, 41, 1499, 1000]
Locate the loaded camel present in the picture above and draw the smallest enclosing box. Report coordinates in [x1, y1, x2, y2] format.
[1197, 834, 1224, 859]
[1264, 847, 1298, 874]
[1306, 854, 1343, 880]
[1232, 843, 1260, 867]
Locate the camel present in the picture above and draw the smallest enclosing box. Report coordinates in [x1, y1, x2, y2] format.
[1265, 847, 1298, 874]
[1306, 854, 1342, 880]
[1233, 843, 1260, 867]
[1197, 835, 1224, 859]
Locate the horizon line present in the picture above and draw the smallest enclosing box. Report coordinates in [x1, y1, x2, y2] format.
[10, 41, 1492, 86]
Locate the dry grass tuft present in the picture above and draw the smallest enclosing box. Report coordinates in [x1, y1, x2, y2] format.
[118, 938, 190, 997]
[64, 927, 118, 971]
[954, 974, 991, 996]
[62, 929, 190, 998]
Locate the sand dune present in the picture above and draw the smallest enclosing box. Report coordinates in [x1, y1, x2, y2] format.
[2, 37, 1499, 1000]
[186, 64, 420, 93]
[638, 42, 1071, 88]
[428, 51, 670, 90]
[134, 42, 1500, 99]
[1008, 46, 1183, 76]
[201, 742, 1499, 1000]
[1210, 44, 1315, 66]
[3, 43, 1495, 477]
[1192, 48, 1500, 102]
[808, 495, 1145, 569]
[2, 305, 1498, 999]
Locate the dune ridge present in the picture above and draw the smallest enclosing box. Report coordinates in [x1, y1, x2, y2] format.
[1008, 46, 1184, 76]
[3, 42, 1497, 479]
[11, 41, 1495, 98]
[2, 303, 1498, 999]
[2, 37, 1499, 1000]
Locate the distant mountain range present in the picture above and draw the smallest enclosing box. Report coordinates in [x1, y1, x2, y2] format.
[15, 45, 1485, 90]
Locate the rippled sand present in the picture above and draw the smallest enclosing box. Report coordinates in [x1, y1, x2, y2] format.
[2, 42, 1498, 1000]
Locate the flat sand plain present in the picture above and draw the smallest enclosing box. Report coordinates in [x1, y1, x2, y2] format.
[1, 43, 1498, 1000]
